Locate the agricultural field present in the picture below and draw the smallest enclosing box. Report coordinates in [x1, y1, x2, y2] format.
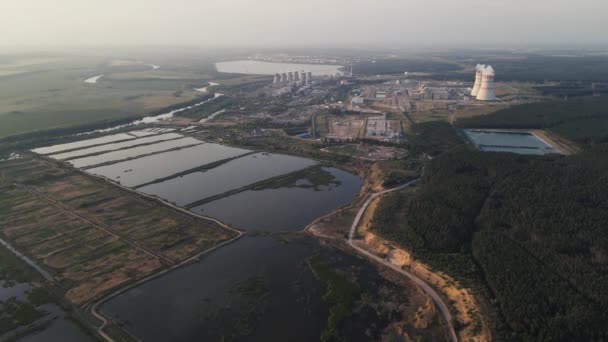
[0, 155, 235, 305]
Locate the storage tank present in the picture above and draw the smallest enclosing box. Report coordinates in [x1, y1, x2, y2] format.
[476, 66, 497, 101]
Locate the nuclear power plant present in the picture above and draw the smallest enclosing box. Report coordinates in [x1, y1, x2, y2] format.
[471, 64, 496, 101]
[272, 70, 313, 85]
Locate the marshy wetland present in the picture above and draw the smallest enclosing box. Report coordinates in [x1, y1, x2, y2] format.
[0, 123, 433, 341]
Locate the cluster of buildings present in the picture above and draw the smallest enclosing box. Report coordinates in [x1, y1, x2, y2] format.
[273, 71, 313, 85]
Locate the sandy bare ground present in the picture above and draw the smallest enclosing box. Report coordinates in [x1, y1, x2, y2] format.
[356, 189, 492, 342]
[532, 129, 581, 155]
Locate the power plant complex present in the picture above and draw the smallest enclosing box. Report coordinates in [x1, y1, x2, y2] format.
[471, 64, 497, 101]
[273, 71, 313, 85]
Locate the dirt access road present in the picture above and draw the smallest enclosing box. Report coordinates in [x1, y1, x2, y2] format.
[347, 178, 459, 342]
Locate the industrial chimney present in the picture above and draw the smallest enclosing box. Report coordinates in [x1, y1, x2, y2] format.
[471, 64, 484, 97]
[476, 66, 497, 101]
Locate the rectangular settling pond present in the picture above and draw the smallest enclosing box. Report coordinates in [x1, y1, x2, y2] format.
[49, 133, 183, 160]
[86, 143, 250, 187]
[68, 137, 203, 168]
[138, 152, 317, 206]
[464, 129, 559, 155]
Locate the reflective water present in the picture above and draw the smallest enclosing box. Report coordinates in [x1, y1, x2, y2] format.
[49, 133, 183, 160]
[101, 235, 328, 342]
[86, 143, 250, 187]
[69, 137, 203, 168]
[215, 60, 342, 75]
[192, 167, 363, 232]
[138, 153, 317, 207]
[464, 129, 559, 155]
[31, 133, 136, 155]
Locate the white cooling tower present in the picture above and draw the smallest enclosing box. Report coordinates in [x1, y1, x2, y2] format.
[476, 67, 496, 101]
[288, 71, 294, 82]
[273, 73, 280, 84]
[299, 71, 306, 83]
[471, 70, 483, 97]
[294, 71, 300, 81]
[305, 71, 312, 84]
[280, 73, 287, 83]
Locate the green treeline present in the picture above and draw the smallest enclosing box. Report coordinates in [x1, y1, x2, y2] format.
[457, 96, 608, 146]
[372, 147, 608, 340]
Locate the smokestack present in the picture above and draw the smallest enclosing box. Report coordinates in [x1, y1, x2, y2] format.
[476, 66, 496, 101]
[280, 73, 287, 83]
[471, 64, 484, 97]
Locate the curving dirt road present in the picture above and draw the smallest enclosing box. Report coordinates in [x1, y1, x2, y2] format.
[347, 178, 459, 342]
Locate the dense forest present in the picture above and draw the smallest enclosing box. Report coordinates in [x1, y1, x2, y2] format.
[372, 147, 608, 340]
[353, 58, 461, 75]
[406, 121, 464, 157]
[457, 96, 608, 147]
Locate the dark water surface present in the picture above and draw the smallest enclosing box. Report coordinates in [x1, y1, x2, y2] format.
[101, 236, 328, 342]
[191, 167, 363, 232]
[138, 153, 316, 207]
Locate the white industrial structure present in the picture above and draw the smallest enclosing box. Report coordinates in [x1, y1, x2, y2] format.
[272, 70, 313, 86]
[471, 64, 484, 97]
[470, 64, 496, 101]
[476, 65, 496, 101]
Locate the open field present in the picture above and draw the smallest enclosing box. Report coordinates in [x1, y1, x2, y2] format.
[0, 155, 236, 305]
[0, 55, 227, 139]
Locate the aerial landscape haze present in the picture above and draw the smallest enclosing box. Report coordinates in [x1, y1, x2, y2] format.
[1, 0, 608, 341]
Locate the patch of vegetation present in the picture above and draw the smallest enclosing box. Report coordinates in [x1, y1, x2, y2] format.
[233, 275, 270, 299]
[0, 246, 34, 284]
[307, 254, 361, 342]
[371, 147, 608, 340]
[0, 298, 42, 335]
[176, 96, 238, 120]
[315, 113, 330, 136]
[26, 287, 53, 307]
[228, 274, 271, 337]
[252, 166, 341, 191]
[407, 121, 464, 156]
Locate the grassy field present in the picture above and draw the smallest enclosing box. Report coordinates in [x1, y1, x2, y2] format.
[0, 55, 219, 139]
[0, 155, 235, 305]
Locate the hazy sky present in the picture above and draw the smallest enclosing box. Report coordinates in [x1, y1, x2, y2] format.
[2, 0, 607, 48]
